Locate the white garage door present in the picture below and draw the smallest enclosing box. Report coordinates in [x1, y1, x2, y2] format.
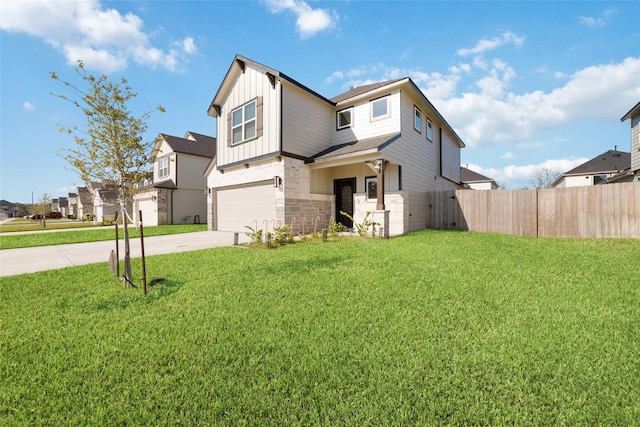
[216, 182, 277, 232]
[138, 198, 158, 226]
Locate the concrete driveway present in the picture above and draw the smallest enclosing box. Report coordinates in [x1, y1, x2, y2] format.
[0, 231, 250, 277]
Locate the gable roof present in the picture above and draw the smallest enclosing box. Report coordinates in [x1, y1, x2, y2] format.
[77, 187, 92, 204]
[330, 79, 405, 104]
[562, 150, 631, 176]
[186, 131, 216, 145]
[460, 167, 495, 184]
[153, 133, 216, 161]
[208, 54, 334, 117]
[621, 101, 640, 121]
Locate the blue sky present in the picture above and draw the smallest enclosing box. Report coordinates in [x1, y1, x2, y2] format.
[1, 0, 639, 203]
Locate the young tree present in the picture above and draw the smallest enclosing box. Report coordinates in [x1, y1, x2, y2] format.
[529, 168, 562, 189]
[50, 61, 164, 284]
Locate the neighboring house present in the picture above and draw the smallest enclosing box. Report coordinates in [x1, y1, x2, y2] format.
[460, 167, 498, 190]
[91, 183, 120, 223]
[205, 55, 465, 236]
[620, 101, 640, 183]
[51, 198, 60, 212]
[0, 200, 19, 217]
[133, 131, 216, 226]
[0, 208, 9, 219]
[67, 192, 77, 218]
[76, 186, 93, 219]
[552, 149, 631, 188]
[58, 197, 68, 216]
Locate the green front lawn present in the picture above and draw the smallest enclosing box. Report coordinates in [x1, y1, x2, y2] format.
[1, 230, 638, 425]
[0, 224, 207, 249]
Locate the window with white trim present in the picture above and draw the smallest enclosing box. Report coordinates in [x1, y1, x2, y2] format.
[414, 106, 422, 133]
[366, 176, 377, 200]
[370, 96, 389, 120]
[427, 118, 433, 141]
[337, 107, 353, 130]
[231, 99, 256, 145]
[159, 157, 169, 178]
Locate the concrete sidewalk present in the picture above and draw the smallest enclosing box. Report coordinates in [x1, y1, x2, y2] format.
[0, 231, 250, 277]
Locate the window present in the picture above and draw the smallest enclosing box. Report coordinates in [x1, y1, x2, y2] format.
[593, 174, 607, 185]
[427, 119, 433, 141]
[337, 107, 353, 130]
[231, 99, 256, 144]
[371, 96, 389, 120]
[159, 157, 169, 178]
[366, 176, 377, 200]
[414, 106, 422, 132]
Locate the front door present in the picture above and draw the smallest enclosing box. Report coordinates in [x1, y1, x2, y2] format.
[334, 178, 356, 229]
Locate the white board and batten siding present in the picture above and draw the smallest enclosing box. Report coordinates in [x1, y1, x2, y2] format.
[216, 181, 277, 232]
[217, 67, 280, 168]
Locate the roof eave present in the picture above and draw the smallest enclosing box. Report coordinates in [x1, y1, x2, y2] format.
[621, 101, 640, 122]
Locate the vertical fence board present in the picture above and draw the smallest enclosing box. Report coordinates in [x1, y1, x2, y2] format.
[428, 183, 638, 238]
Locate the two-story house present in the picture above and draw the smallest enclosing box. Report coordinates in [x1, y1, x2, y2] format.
[552, 149, 631, 187]
[205, 55, 464, 237]
[133, 131, 216, 226]
[621, 101, 640, 182]
[91, 182, 120, 223]
[76, 187, 93, 219]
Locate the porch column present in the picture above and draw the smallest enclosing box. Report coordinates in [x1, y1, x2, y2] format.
[366, 159, 389, 210]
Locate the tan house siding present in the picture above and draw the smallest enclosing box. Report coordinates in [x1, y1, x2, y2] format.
[281, 83, 333, 157]
[441, 128, 462, 183]
[631, 115, 639, 173]
[334, 91, 402, 146]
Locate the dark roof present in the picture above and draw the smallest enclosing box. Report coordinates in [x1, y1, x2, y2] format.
[186, 131, 217, 146]
[306, 133, 401, 163]
[621, 101, 640, 121]
[77, 187, 92, 204]
[563, 150, 631, 176]
[330, 79, 406, 104]
[161, 133, 216, 158]
[153, 179, 178, 189]
[460, 167, 494, 183]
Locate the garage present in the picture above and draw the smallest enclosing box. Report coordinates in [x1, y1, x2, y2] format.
[137, 198, 158, 226]
[216, 182, 277, 232]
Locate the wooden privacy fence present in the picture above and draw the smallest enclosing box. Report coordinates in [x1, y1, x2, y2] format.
[427, 182, 640, 238]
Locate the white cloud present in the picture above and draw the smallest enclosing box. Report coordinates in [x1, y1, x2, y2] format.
[468, 157, 589, 188]
[457, 31, 524, 57]
[23, 101, 36, 110]
[500, 152, 514, 160]
[0, 0, 196, 73]
[578, 8, 617, 27]
[262, 0, 338, 39]
[436, 56, 640, 147]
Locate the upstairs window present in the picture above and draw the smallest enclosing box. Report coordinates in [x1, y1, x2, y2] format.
[231, 99, 256, 145]
[158, 157, 169, 178]
[427, 118, 433, 141]
[370, 96, 389, 120]
[414, 106, 422, 133]
[337, 107, 353, 130]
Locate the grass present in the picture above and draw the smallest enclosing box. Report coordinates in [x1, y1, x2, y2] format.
[1, 230, 638, 425]
[0, 224, 207, 249]
[0, 218, 100, 233]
